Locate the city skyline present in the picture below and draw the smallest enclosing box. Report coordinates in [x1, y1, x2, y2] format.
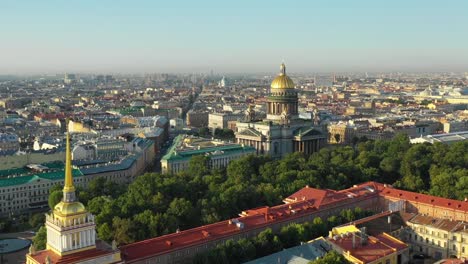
[1, 0, 468, 74]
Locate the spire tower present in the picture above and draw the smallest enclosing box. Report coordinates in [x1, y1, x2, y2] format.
[43, 121, 97, 256]
[63, 128, 76, 202]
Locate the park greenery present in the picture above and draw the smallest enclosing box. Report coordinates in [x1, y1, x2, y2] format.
[33, 134, 467, 256]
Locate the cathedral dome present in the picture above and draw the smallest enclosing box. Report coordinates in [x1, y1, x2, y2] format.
[271, 63, 295, 89]
[54, 200, 86, 216]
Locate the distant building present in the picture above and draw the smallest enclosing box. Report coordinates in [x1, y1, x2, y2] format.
[186, 110, 208, 128]
[0, 133, 20, 152]
[0, 149, 65, 170]
[208, 112, 242, 131]
[64, 73, 77, 85]
[169, 118, 184, 131]
[410, 131, 468, 144]
[218, 76, 226, 88]
[443, 120, 468, 133]
[236, 63, 326, 158]
[161, 134, 255, 174]
[0, 137, 155, 217]
[328, 123, 356, 144]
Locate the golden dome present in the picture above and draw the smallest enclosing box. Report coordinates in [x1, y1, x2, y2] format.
[271, 63, 295, 89]
[54, 201, 86, 216]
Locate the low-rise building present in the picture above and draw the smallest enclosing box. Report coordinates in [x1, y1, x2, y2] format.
[410, 131, 468, 144]
[328, 225, 409, 264]
[0, 132, 20, 152]
[186, 110, 208, 128]
[208, 112, 242, 131]
[404, 214, 468, 260]
[328, 123, 356, 144]
[0, 138, 155, 217]
[161, 135, 255, 174]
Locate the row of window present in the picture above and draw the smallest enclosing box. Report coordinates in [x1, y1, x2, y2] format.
[409, 233, 466, 253]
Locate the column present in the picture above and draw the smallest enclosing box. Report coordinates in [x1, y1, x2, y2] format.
[67, 234, 72, 250]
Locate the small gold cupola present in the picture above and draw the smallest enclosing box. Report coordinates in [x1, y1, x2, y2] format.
[271, 63, 295, 89]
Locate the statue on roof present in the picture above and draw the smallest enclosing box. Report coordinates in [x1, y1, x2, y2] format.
[29, 244, 36, 255]
[244, 104, 256, 122]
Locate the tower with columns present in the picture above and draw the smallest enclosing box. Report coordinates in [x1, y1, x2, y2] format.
[25, 125, 121, 263]
[45, 127, 97, 256]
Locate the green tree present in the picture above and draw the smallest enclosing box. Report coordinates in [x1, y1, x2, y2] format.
[48, 190, 63, 209]
[399, 143, 433, 191]
[188, 155, 210, 178]
[198, 127, 209, 137]
[279, 223, 306, 248]
[28, 213, 45, 230]
[33, 226, 47, 250]
[308, 250, 350, 264]
[97, 222, 113, 242]
[112, 217, 134, 245]
[253, 228, 283, 257]
[166, 198, 196, 229]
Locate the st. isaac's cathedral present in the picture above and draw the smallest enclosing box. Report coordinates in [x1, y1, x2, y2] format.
[235, 63, 327, 158]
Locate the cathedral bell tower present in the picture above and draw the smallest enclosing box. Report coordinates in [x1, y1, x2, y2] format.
[266, 63, 299, 122]
[45, 123, 96, 256]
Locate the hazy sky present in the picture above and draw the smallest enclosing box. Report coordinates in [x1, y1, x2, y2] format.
[1, 0, 467, 74]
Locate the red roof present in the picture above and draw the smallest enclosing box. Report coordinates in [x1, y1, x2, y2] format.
[328, 232, 407, 264]
[28, 242, 118, 264]
[376, 183, 468, 212]
[284, 182, 380, 209]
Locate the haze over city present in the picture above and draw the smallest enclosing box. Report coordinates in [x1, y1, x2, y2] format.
[1, 0, 468, 74]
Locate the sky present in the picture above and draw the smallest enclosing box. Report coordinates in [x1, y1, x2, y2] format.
[1, 0, 467, 74]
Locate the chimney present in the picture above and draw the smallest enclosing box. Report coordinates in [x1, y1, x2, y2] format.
[352, 232, 356, 249]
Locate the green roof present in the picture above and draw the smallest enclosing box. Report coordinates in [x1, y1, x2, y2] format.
[0, 168, 29, 178]
[41, 161, 64, 169]
[162, 135, 255, 162]
[0, 161, 65, 179]
[0, 169, 83, 188]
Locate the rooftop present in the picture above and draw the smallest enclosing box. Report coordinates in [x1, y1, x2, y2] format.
[328, 231, 407, 264]
[27, 240, 118, 264]
[244, 237, 331, 264]
[161, 134, 255, 161]
[0, 168, 83, 188]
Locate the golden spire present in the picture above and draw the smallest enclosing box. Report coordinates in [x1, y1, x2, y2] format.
[280, 63, 286, 76]
[63, 120, 75, 194]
